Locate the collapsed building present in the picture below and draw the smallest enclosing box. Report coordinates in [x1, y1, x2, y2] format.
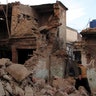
[80, 28, 96, 66]
[0, 1, 75, 79]
[73, 21, 96, 93]
[0, 1, 96, 95]
[80, 28, 96, 92]
[0, 58, 89, 96]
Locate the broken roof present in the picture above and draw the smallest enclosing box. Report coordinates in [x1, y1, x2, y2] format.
[80, 28, 96, 35]
[56, 1, 68, 10]
[32, 1, 68, 13]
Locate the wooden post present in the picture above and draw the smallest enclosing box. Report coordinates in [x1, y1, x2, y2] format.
[48, 54, 51, 84]
[12, 46, 18, 63]
[6, 0, 10, 38]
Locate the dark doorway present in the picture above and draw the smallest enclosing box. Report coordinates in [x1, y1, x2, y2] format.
[0, 5, 12, 39]
[73, 51, 81, 61]
[17, 49, 35, 64]
[0, 46, 12, 60]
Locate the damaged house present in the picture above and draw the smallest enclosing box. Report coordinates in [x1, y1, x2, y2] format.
[0, 1, 69, 78]
[80, 27, 96, 92]
[73, 20, 96, 92]
[0, 1, 95, 96]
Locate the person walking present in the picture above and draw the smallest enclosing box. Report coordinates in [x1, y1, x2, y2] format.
[75, 61, 92, 96]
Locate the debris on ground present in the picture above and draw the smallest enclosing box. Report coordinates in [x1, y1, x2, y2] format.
[0, 58, 90, 96]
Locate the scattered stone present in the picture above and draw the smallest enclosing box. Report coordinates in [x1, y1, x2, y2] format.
[0, 81, 5, 96]
[0, 58, 89, 96]
[6, 64, 31, 82]
[25, 86, 33, 96]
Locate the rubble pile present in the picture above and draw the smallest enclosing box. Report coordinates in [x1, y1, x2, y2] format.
[0, 58, 89, 96]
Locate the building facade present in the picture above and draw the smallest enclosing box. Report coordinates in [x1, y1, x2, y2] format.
[0, 1, 69, 79]
[0, 1, 68, 64]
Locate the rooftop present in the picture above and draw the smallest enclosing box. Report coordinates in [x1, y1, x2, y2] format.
[80, 28, 96, 35]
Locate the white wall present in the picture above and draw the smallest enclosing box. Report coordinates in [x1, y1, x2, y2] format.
[66, 27, 78, 42]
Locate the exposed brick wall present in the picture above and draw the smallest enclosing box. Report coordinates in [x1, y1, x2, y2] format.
[11, 4, 38, 37]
